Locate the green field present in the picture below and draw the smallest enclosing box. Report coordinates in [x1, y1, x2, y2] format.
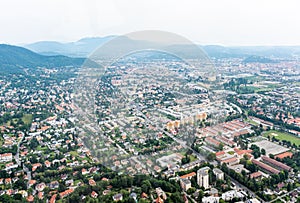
[244, 75, 266, 82]
[22, 114, 33, 125]
[263, 130, 300, 146]
[246, 118, 259, 126]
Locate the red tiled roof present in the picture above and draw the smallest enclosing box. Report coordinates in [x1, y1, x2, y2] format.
[27, 195, 34, 202]
[49, 194, 57, 203]
[221, 157, 238, 164]
[180, 172, 196, 179]
[156, 196, 163, 203]
[234, 148, 253, 156]
[205, 137, 220, 146]
[91, 191, 98, 198]
[215, 151, 225, 157]
[38, 192, 44, 199]
[261, 156, 291, 171]
[274, 152, 293, 160]
[252, 159, 280, 174]
[249, 171, 262, 179]
[59, 189, 74, 198]
[141, 192, 148, 198]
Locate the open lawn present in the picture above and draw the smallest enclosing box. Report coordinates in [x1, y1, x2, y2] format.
[263, 130, 300, 146]
[244, 75, 266, 82]
[188, 154, 197, 162]
[246, 118, 259, 126]
[70, 151, 79, 157]
[22, 114, 33, 125]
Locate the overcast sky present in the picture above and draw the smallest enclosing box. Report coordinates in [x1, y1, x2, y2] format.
[0, 0, 300, 46]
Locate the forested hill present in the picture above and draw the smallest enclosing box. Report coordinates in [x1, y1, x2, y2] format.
[0, 44, 93, 72]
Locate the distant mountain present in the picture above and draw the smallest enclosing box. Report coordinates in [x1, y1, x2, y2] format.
[24, 36, 116, 57]
[0, 44, 97, 73]
[201, 45, 248, 58]
[201, 45, 300, 59]
[23, 36, 300, 59]
[243, 55, 277, 63]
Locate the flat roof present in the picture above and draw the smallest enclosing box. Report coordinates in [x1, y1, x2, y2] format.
[251, 140, 289, 156]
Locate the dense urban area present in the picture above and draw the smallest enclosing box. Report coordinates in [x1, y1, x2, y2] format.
[0, 47, 300, 203]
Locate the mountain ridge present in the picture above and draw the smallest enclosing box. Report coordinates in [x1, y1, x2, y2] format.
[23, 37, 300, 59]
[0, 44, 98, 73]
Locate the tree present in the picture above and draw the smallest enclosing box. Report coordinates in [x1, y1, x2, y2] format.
[187, 187, 196, 195]
[261, 148, 266, 155]
[287, 183, 292, 192]
[169, 192, 184, 203]
[15, 178, 27, 190]
[219, 199, 226, 203]
[218, 143, 224, 151]
[30, 137, 39, 149]
[141, 180, 151, 194]
[207, 153, 216, 161]
[197, 190, 204, 203]
[14, 193, 23, 201]
[58, 182, 67, 192]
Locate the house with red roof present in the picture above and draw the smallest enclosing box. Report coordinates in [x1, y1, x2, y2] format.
[220, 157, 239, 166]
[215, 151, 225, 157]
[274, 152, 293, 160]
[59, 188, 74, 199]
[27, 195, 34, 202]
[28, 179, 36, 187]
[0, 153, 13, 162]
[180, 172, 196, 180]
[81, 168, 89, 175]
[249, 171, 263, 180]
[32, 163, 42, 172]
[5, 178, 11, 185]
[91, 191, 98, 198]
[49, 194, 57, 203]
[38, 192, 44, 200]
[45, 160, 51, 168]
[89, 179, 96, 186]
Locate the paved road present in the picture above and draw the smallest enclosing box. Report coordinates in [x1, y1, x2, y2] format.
[14, 133, 32, 188]
[184, 191, 197, 203]
[269, 188, 298, 203]
[228, 176, 265, 203]
[136, 109, 208, 162]
[15, 134, 24, 166]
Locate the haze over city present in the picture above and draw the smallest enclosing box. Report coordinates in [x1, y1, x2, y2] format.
[1, 0, 300, 45]
[0, 1, 300, 203]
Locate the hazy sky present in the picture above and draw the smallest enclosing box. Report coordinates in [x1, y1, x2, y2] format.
[1, 0, 300, 46]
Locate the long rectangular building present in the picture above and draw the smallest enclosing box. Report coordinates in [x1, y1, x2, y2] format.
[261, 156, 292, 172]
[252, 159, 280, 174]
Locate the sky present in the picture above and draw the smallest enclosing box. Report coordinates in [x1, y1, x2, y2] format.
[0, 0, 300, 46]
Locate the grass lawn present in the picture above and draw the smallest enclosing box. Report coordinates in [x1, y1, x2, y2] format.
[244, 85, 276, 93]
[246, 118, 259, 126]
[189, 155, 197, 162]
[70, 151, 79, 157]
[0, 138, 3, 147]
[255, 87, 274, 93]
[244, 75, 266, 82]
[22, 114, 33, 125]
[36, 146, 47, 151]
[263, 130, 300, 146]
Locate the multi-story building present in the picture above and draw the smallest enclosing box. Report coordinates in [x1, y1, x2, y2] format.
[197, 167, 210, 189]
[180, 178, 191, 191]
[213, 168, 224, 180]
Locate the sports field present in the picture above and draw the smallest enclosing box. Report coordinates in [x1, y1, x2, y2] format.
[263, 130, 300, 146]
